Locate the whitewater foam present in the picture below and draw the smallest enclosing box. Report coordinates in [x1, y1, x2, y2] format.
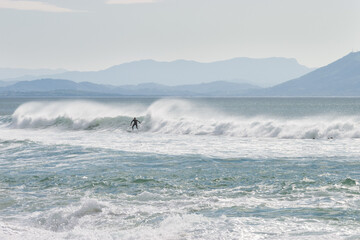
[10, 100, 146, 130]
[6, 99, 360, 139]
[2, 197, 360, 240]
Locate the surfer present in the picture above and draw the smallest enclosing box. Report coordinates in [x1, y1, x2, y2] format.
[130, 117, 141, 130]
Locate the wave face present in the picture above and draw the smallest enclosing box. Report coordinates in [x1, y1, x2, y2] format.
[10, 100, 146, 130]
[7, 99, 360, 139]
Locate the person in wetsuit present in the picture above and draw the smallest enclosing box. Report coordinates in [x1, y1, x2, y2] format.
[130, 117, 141, 130]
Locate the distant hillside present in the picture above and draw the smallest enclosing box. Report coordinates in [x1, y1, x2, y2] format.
[0, 80, 16, 87]
[256, 52, 360, 96]
[0, 79, 260, 97]
[0, 68, 66, 80]
[1, 79, 113, 93]
[4, 58, 313, 88]
[175, 81, 259, 96]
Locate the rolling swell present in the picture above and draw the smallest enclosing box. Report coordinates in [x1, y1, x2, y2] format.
[8, 99, 360, 139]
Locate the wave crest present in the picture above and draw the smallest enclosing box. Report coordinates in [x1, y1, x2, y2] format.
[11, 100, 144, 130]
[8, 99, 360, 139]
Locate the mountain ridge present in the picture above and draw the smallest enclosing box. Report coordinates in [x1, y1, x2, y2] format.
[0, 57, 313, 88]
[254, 52, 360, 96]
[0, 79, 260, 97]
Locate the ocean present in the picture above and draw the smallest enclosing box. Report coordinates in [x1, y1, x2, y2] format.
[1, 97, 360, 239]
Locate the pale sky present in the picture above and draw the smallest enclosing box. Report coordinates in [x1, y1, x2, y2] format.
[0, 0, 360, 70]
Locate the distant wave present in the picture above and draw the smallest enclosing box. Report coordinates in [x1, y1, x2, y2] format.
[6, 99, 360, 139]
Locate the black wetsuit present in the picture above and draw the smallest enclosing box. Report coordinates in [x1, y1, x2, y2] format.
[130, 119, 141, 130]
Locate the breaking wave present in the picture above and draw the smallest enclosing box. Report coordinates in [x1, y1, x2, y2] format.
[6, 99, 360, 139]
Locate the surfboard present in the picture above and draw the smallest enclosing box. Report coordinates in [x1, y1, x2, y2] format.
[127, 128, 139, 133]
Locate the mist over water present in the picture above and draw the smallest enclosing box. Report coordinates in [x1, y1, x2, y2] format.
[1, 97, 360, 239]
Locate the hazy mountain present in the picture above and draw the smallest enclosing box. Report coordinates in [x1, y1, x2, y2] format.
[0, 79, 114, 96]
[2, 52, 360, 97]
[11, 58, 313, 88]
[255, 52, 360, 96]
[0, 79, 260, 96]
[0, 80, 17, 87]
[175, 81, 259, 96]
[113, 81, 260, 96]
[0, 68, 67, 80]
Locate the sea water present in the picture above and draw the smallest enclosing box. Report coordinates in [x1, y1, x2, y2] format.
[0, 97, 360, 239]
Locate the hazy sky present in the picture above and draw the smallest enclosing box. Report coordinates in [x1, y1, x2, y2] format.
[0, 0, 360, 70]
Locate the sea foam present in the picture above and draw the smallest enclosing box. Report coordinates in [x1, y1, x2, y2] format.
[7, 99, 360, 139]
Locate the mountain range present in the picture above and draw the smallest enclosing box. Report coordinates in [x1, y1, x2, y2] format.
[0, 68, 66, 82]
[0, 79, 260, 97]
[0, 57, 313, 88]
[1, 52, 360, 96]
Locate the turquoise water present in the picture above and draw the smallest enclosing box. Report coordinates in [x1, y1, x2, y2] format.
[1, 98, 360, 239]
